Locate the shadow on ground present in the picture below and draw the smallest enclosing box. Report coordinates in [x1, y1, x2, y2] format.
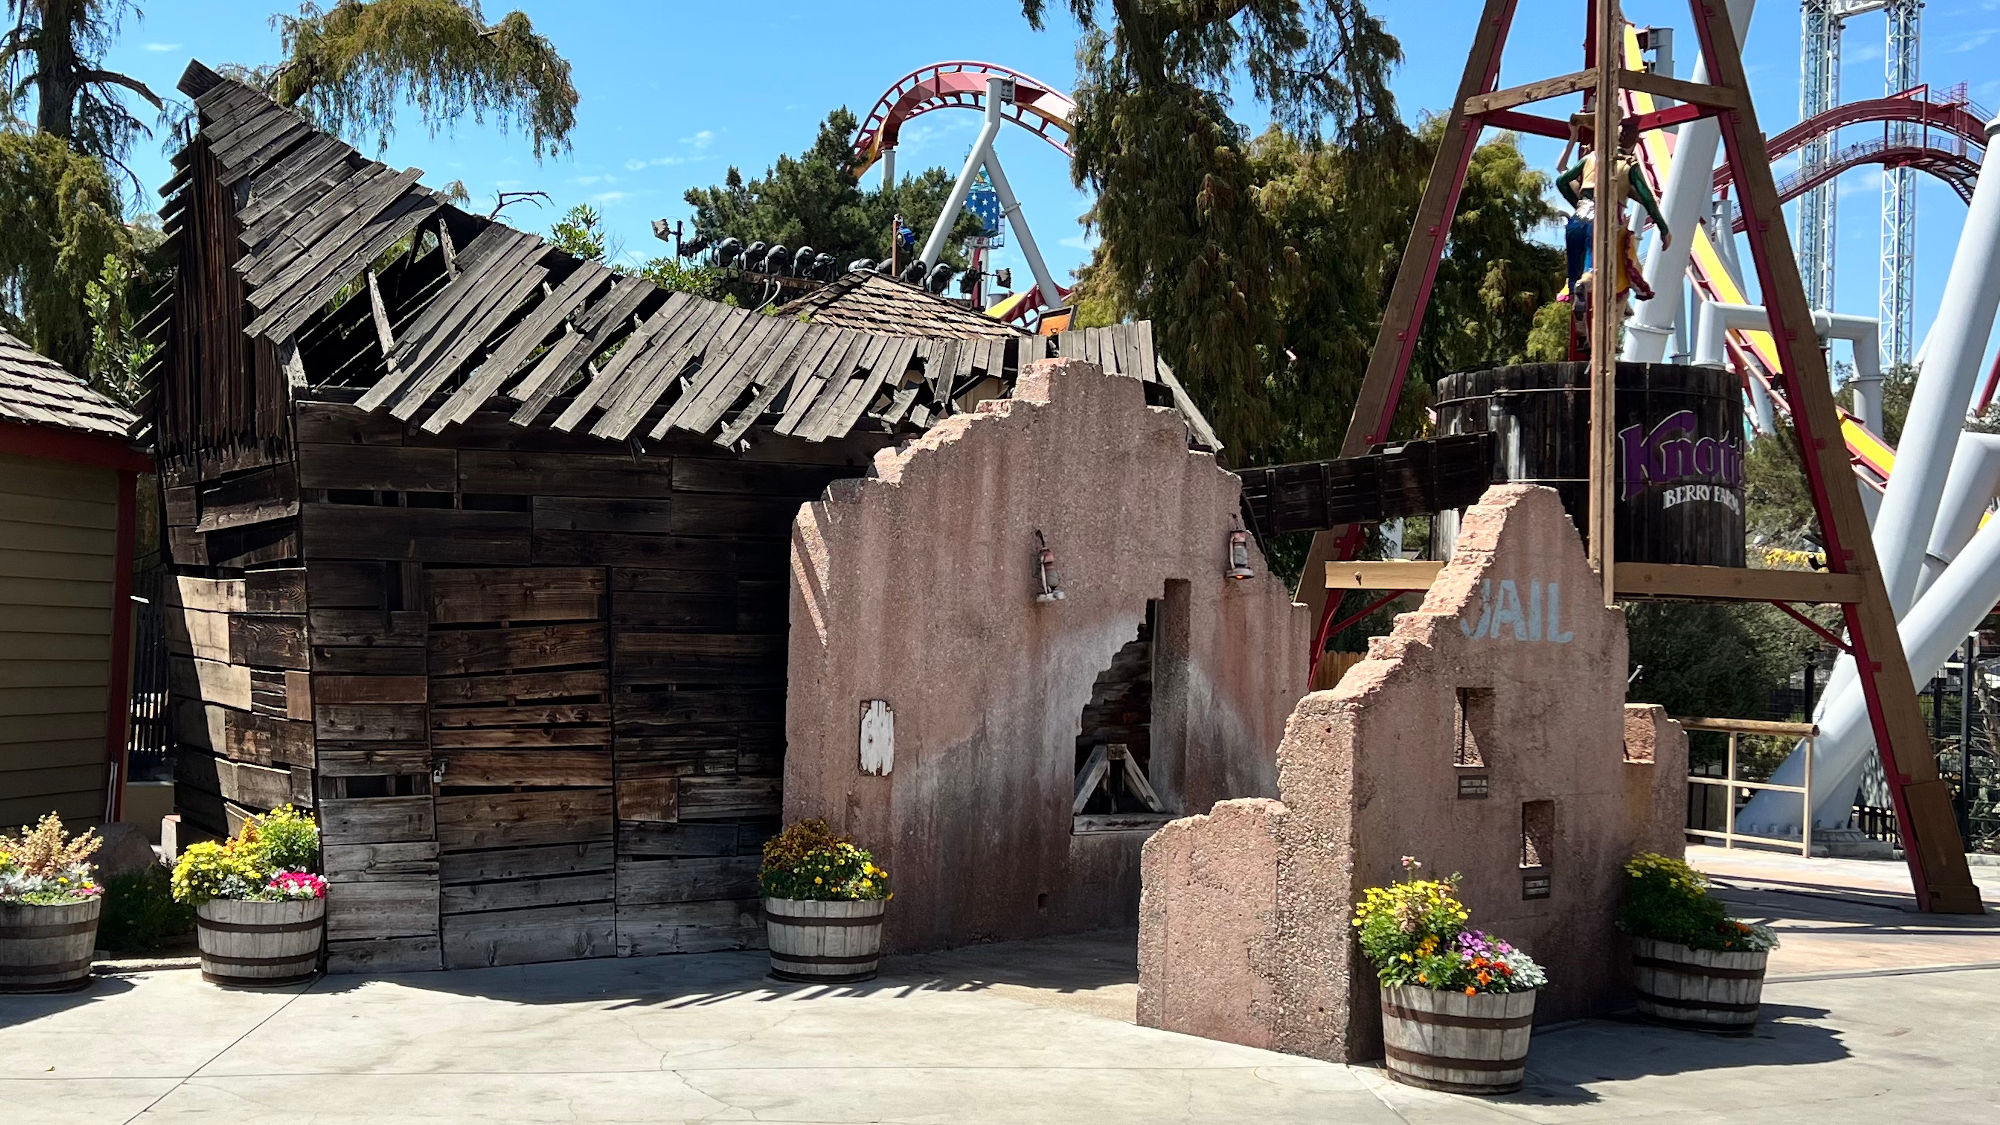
[1494, 1003, 1848, 1106]
[0, 973, 138, 1027]
[305, 928, 1142, 1015]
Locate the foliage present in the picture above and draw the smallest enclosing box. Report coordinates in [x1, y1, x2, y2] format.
[1624, 601, 1811, 728]
[171, 805, 323, 905]
[1350, 858, 1543, 994]
[0, 812, 103, 905]
[758, 818, 891, 903]
[682, 107, 979, 269]
[0, 0, 162, 174]
[82, 248, 154, 406]
[547, 202, 607, 261]
[241, 804, 320, 873]
[0, 126, 133, 373]
[1031, 1, 1559, 466]
[1617, 853, 1777, 953]
[640, 255, 725, 302]
[1833, 362, 1914, 446]
[259, 0, 576, 160]
[97, 865, 194, 953]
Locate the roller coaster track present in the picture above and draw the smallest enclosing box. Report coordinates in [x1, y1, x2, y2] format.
[1626, 34, 1990, 488]
[850, 61, 1075, 176]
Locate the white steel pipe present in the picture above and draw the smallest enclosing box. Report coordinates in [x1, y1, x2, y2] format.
[919, 78, 1006, 270]
[1692, 304, 1878, 428]
[1917, 434, 2000, 599]
[980, 150, 1061, 319]
[1739, 509, 2000, 832]
[1622, 0, 1758, 363]
[1865, 115, 2000, 614]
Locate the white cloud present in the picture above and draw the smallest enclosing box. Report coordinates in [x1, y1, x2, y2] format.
[592, 190, 629, 204]
[681, 129, 715, 152]
[623, 130, 718, 172]
[573, 173, 618, 187]
[142, 42, 181, 52]
[1946, 30, 1997, 53]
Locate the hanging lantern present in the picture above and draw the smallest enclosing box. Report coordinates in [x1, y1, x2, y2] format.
[1035, 530, 1065, 603]
[1227, 526, 1255, 581]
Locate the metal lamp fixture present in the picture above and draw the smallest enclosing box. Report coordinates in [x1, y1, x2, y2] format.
[1227, 526, 1255, 580]
[1034, 530, 1065, 603]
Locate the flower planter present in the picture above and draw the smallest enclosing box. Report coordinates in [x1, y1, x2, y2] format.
[196, 897, 324, 987]
[1631, 937, 1767, 1034]
[1380, 984, 1537, 1095]
[764, 897, 885, 983]
[0, 898, 101, 993]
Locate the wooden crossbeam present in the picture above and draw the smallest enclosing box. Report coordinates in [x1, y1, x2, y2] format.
[1463, 68, 1595, 115]
[1325, 561, 1863, 605]
[1617, 68, 1744, 111]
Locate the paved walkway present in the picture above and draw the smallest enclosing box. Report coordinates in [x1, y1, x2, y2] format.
[2, 851, 1995, 1124]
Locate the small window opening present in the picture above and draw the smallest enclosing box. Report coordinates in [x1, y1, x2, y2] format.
[1455, 688, 1493, 767]
[1521, 799, 1555, 869]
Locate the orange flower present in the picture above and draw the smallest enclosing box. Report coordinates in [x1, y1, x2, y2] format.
[1464, 986, 1477, 997]
[1477, 971, 1492, 985]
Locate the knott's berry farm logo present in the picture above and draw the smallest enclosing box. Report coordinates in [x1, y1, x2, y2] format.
[1617, 410, 1745, 514]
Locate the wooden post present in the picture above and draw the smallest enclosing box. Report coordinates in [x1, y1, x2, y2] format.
[1587, 0, 1622, 606]
[1294, 0, 1522, 634]
[1687, 0, 1980, 912]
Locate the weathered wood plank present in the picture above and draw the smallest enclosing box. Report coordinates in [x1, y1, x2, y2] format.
[440, 872, 614, 916]
[307, 608, 425, 647]
[298, 444, 457, 492]
[675, 777, 781, 821]
[437, 841, 615, 885]
[169, 656, 253, 711]
[305, 560, 390, 608]
[300, 503, 531, 565]
[320, 796, 435, 845]
[229, 614, 309, 670]
[166, 576, 246, 615]
[426, 567, 605, 624]
[616, 820, 741, 857]
[457, 450, 673, 498]
[615, 856, 759, 906]
[315, 744, 431, 777]
[327, 878, 441, 939]
[327, 935, 441, 974]
[615, 777, 679, 824]
[173, 702, 313, 768]
[244, 567, 307, 614]
[427, 669, 607, 706]
[434, 789, 614, 850]
[314, 703, 428, 742]
[427, 622, 606, 676]
[323, 841, 441, 882]
[530, 496, 673, 535]
[441, 902, 615, 968]
[436, 749, 611, 788]
[614, 898, 762, 957]
[313, 675, 427, 704]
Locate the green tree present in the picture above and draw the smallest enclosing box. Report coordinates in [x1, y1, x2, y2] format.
[682, 107, 979, 269]
[547, 201, 607, 261]
[1027, 0, 1401, 463]
[0, 0, 162, 170]
[252, 0, 577, 160]
[0, 127, 131, 372]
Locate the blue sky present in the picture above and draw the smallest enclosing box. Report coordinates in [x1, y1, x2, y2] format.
[103, 1, 2000, 365]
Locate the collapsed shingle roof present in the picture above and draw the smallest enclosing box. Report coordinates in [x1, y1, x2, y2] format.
[0, 328, 137, 442]
[161, 61, 1218, 451]
[776, 272, 1030, 340]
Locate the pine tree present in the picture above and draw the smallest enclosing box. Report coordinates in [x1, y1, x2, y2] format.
[0, 0, 162, 170]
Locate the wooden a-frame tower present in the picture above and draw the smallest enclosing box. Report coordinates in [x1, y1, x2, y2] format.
[1300, 0, 1982, 913]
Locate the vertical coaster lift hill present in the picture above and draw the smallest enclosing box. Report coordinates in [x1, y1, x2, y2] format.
[1304, 0, 1981, 913]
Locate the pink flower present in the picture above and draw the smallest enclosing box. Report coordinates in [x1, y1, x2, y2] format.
[268, 871, 327, 899]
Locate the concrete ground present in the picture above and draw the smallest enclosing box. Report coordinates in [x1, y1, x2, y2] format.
[3, 849, 1997, 1124]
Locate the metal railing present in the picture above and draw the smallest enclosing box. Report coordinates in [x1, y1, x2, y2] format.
[1680, 717, 1817, 857]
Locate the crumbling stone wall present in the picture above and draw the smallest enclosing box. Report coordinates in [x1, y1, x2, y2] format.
[1137, 484, 1688, 1061]
[785, 359, 1310, 952]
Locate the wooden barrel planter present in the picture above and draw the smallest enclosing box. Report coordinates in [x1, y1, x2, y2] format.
[196, 898, 324, 987]
[1379, 985, 1538, 1095]
[1631, 937, 1768, 1034]
[0, 898, 101, 993]
[765, 898, 885, 983]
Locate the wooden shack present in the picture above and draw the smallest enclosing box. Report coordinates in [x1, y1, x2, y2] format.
[151, 61, 1216, 972]
[0, 329, 150, 830]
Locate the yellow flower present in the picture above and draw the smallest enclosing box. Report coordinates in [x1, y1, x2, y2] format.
[814, 877, 823, 885]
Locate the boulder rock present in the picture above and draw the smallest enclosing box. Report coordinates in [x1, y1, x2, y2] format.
[93, 822, 164, 879]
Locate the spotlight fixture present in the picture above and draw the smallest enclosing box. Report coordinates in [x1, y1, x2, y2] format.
[1227, 525, 1255, 580]
[994, 267, 1013, 289]
[741, 240, 770, 271]
[812, 252, 836, 279]
[792, 245, 815, 275]
[713, 237, 743, 268]
[958, 269, 980, 296]
[848, 258, 876, 275]
[765, 244, 792, 273]
[925, 263, 955, 293]
[899, 261, 927, 285]
[1034, 530, 1065, 603]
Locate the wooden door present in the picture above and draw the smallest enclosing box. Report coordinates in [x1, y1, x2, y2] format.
[426, 566, 617, 968]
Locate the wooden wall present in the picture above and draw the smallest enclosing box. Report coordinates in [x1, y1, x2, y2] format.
[293, 399, 885, 971]
[0, 452, 119, 829]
